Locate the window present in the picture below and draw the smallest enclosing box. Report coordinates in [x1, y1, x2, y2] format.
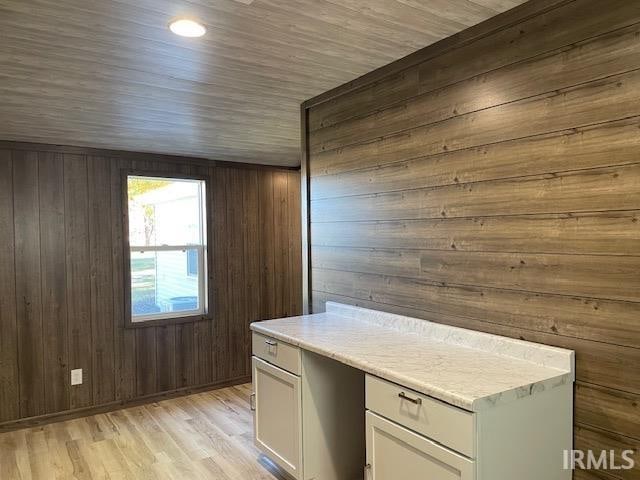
[186, 249, 199, 277]
[126, 174, 208, 324]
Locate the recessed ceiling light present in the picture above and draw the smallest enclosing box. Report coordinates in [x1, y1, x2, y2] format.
[169, 18, 207, 38]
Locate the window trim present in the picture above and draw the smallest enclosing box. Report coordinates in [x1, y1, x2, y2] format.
[122, 169, 213, 328]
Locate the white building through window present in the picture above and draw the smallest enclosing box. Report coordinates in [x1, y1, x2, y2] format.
[127, 175, 207, 323]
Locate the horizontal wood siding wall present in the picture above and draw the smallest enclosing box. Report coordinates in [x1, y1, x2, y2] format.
[305, 0, 640, 477]
[0, 142, 302, 427]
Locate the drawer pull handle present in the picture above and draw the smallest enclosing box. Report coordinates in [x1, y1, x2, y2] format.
[265, 340, 278, 347]
[250, 393, 256, 411]
[398, 391, 422, 405]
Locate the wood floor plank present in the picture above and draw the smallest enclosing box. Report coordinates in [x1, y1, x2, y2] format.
[0, 384, 282, 480]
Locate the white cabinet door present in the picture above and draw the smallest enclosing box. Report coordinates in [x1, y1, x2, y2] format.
[366, 411, 475, 480]
[253, 356, 302, 479]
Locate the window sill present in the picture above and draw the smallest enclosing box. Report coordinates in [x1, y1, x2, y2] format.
[124, 313, 212, 329]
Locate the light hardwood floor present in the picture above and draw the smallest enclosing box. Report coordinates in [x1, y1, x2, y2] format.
[0, 384, 287, 480]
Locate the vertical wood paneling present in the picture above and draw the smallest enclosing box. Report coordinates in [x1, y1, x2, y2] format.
[64, 153, 93, 409]
[13, 151, 44, 418]
[227, 168, 247, 378]
[243, 169, 261, 376]
[287, 172, 303, 316]
[273, 171, 290, 317]
[305, 1, 640, 477]
[38, 152, 69, 414]
[213, 166, 230, 382]
[0, 151, 19, 422]
[0, 142, 301, 428]
[135, 327, 157, 397]
[193, 165, 213, 386]
[155, 325, 176, 392]
[193, 317, 213, 385]
[175, 323, 195, 388]
[87, 156, 116, 405]
[259, 171, 276, 319]
[110, 157, 136, 402]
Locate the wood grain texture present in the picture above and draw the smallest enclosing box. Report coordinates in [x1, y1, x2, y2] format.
[64, 154, 94, 409]
[310, 21, 640, 153]
[212, 166, 230, 383]
[311, 163, 640, 222]
[311, 212, 640, 255]
[0, 151, 18, 422]
[310, 118, 640, 199]
[13, 151, 45, 419]
[312, 269, 640, 349]
[0, 142, 302, 428]
[308, 0, 640, 130]
[38, 152, 69, 414]
[0, 0, 526, 166]
[87, 155, 116, 405]
[310, 69, 640, 175]
[305, 1, 640, 477]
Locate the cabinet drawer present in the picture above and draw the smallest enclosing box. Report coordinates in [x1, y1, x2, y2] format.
[366, 375, 475, 458]
[366, 411, 475, 480]
[252, 332, 301, 376]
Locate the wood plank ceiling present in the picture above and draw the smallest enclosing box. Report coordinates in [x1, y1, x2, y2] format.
[0, 0, 526, 166]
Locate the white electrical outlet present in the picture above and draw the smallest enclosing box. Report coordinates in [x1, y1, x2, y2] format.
[71, 368, 83, 386]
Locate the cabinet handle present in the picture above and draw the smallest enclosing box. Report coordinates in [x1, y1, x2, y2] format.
[250, 393, 256, 411]
[398, 391, 422, 405]
[265, 340, 278, 347]
[364, 463, 372, 479]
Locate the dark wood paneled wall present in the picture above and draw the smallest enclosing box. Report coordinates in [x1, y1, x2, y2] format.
[0, 142, 302, 428]
[304, 0, 640, 478]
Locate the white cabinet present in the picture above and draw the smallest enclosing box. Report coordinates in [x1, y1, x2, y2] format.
[366, 411, 475, 480]
[252, 333, 365, 480]
[252, 356, 302, 479]
[365, 374, 573, 480]
[252, 325, 573, 480]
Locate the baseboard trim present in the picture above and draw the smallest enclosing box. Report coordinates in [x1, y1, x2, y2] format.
[0, 375, 252, 433]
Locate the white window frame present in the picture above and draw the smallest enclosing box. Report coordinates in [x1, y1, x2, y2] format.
[127, 175, 208, 324]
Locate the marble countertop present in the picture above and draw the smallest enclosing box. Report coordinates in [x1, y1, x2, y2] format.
[250, 302, 574, 412]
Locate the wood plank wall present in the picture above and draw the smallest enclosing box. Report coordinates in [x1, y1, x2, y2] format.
[0, 142, 302, 428]
[304, 0, 640, 478]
